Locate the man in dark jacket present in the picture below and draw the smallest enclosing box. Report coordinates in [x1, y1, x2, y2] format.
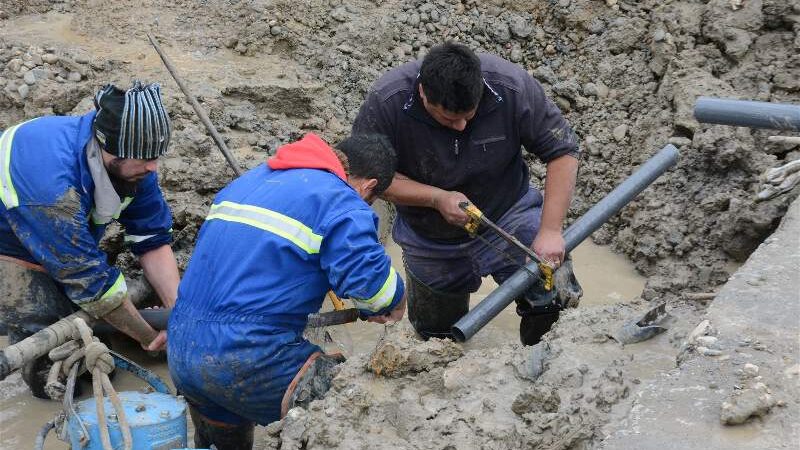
[0, 81, 180, 398]
[353, 42, 581, 345]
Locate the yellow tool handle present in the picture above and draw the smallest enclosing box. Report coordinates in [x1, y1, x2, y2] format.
[459, 201, 483, 237]
[326, 291, 346, 311]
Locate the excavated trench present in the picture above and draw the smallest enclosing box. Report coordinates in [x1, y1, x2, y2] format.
[0, 0, 798, 448]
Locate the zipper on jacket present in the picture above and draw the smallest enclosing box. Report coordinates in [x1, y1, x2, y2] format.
[454, 138, 459, 155]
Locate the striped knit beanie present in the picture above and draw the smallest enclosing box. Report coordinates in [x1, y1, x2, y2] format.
[93, 81, 171, 159]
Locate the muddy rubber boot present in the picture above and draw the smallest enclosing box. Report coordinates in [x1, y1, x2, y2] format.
[519, 311, 560, 346]
[288, 353, 347, 411]
[190, 407, 254, 450]
[405, 266, 470, 340]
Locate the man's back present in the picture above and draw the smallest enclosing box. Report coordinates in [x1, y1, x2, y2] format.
[174, 162, 387, 334]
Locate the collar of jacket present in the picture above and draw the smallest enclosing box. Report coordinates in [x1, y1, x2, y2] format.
[402, 75, 504, 130]
[86, 136, 124, 225]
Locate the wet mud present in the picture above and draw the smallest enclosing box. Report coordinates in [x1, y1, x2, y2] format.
[0, 0, 798, 448]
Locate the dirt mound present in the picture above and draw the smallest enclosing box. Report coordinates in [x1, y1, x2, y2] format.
[260, 303, 686, 449]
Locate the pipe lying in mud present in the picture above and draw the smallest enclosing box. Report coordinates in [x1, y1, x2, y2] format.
[0, 278, 156, 381]
[694, 97, 800, 131]
[452, 144, 680, 342]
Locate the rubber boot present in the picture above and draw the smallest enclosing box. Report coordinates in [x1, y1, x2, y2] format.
[288, 353, 346, 411]
[405, 266, 470, 340]
[190, 407, 254, 450]
[519, 311, 560, 346]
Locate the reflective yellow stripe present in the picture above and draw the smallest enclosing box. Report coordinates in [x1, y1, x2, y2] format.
[100, 273, 128, 300]
[0, 119, 37, 209]
[114, 196, 134, 219]
[205, 201, 323, 254]
[352, 267, 398, 312]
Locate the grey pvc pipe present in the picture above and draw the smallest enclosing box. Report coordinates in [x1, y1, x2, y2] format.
[452, 144, 680, 342]
[694, 97, 800, 131]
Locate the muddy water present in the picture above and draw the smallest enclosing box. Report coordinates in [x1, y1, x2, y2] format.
[0, 240, 643, 449]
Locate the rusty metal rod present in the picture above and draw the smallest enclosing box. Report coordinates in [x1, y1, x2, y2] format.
[147, 32, 242, 176]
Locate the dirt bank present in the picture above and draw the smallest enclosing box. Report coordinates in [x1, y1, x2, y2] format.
[0, 0, 798, 448]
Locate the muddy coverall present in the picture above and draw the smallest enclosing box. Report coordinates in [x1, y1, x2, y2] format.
[168, 134, 404, 447]
[353, 53, 581, 344]
[0, 113, 173, 396]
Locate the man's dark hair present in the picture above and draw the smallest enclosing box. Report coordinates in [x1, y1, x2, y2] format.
[336, 134, 397, 194]
[419, 42, 483, 113]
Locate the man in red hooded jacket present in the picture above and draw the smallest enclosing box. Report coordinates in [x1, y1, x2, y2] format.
[168, 133, 406, 449]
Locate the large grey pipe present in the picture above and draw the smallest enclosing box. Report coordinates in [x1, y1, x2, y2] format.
[694, 97, 800, 131]
[452, 144, 680, 342]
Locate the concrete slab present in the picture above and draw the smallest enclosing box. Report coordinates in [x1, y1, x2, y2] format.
[599, 198, 800, 449]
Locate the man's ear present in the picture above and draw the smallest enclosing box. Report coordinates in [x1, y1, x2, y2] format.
[364, 178, 378, 193]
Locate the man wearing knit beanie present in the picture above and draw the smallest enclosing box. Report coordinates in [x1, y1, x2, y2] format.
[0, 80, 180, 399]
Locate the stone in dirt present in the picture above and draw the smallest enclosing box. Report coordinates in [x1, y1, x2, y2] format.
[367, 323, 463, 378]
[720, 382, 777, 425]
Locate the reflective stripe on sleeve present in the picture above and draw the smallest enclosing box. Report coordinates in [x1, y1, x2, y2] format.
[100, 273, 128, 301]
[0, 120, 37, 209]
[124, 233, 157, 243]
[352, 267, 399, 312]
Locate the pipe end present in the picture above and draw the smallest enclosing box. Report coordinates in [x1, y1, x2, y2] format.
[451, 326, 467, 343]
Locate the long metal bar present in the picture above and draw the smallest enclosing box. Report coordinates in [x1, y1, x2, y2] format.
[452, 144, 680, 342]
[147, 33, 243, 176]
[694, 97, 800, 131]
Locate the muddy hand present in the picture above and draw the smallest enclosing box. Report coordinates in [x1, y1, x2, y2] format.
[433, 190, 471, 226]
[143, 330, 167, 352]
[367, 296, 406, 325]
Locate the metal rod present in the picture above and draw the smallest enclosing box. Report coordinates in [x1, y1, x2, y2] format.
[694, 97, 800, 131]
[147, 33, 243, 176]
[452, 144, 680, 342]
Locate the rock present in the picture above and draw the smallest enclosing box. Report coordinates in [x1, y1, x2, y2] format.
[0, 77, 6, 87]
[695, 335, 718, 347]
[42, 53, 59, 64]
[30, 54, 42, 65]
[653, 29, 666, 42]
[408, 13, 420, 27]
[545, 44, 556, 55]
[67, 71, 82, 82]
[23, 71, 36, 85]
[558, 0, 571, 7]
[8, 58, 22, 73]
[742, 363, 759, 378]
[585, 135, 601, 156]
[488, 21, 511, 44]
[223, 37, 238, 49]
[583, 82, 609, 99]
[510, 48, 522, 63]
[668, 136, 692, 147]
[720, 382, 776, 425]
[367, 323, 463, 378]
[612, 124, 628, 142]
[509, 16, 534, 39]
[17, 83, 29, 99]
[270, 26, 283, 36]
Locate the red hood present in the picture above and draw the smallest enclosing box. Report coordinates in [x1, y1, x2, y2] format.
[267, 133, 347, 181]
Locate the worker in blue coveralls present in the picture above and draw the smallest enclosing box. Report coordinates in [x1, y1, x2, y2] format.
[168, 133, 406, 450]
[0, 81, 180, 398]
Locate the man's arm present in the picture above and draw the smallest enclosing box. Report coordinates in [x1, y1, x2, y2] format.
[532, 155, 579, 265]
[382, 173, 471, 226]
[139, 244, 179, 308]
[5, 201, 164, 349]
[319, 208, 406, 321]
